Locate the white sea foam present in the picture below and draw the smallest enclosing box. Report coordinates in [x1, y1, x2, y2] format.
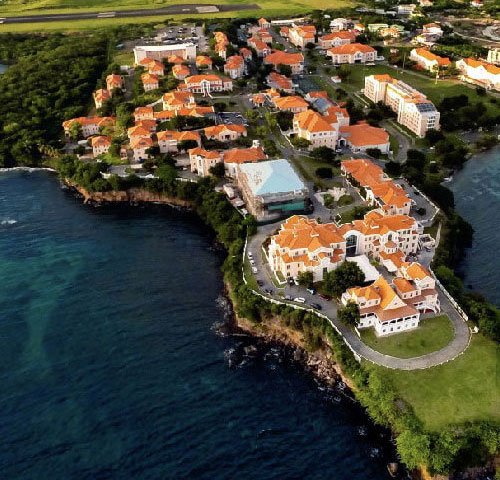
[1, 219, 17, 225]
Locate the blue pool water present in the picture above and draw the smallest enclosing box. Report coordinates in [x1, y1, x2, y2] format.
[0, 171, 396, 479]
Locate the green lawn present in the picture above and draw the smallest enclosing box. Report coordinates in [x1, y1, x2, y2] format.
[113, 52, 134, 66]
[290, 155, 340, 190]
[346, 64, 500, 116]
[360, 315, 454, 359]
[368, 334, 500, 431]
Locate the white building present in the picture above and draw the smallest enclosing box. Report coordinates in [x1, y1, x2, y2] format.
[456, 57, 500, 91]
[292, 109, 338, 150]
[133, 43, 197, 63]
[364, 74, 440, 137]
[327, 43, 376, 64]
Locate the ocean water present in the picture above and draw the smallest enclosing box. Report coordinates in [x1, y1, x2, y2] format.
[0, 171, 397, 480]
[450, 145, 500, 306]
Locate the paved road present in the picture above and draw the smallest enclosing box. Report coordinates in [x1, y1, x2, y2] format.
[0, 3, 259, 24]
[246, 224, 471, 371]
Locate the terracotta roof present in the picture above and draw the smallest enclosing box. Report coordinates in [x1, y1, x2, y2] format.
[320, 31, 356, 41]
[273, 95, 309, 110]
[264, 51, 304, 66]
[127, 125, 151, 138]
[294, 109, 335, 133]
[134, 106, 154, 118]
[157, 130, 201, 142]
[172, 64, 190, 77]
[373, 74, 393, 82]
[328, 43, 376, 55]
[130, 136, 153, 149]
[223, 146, 266, 164]
[393, 277, 417, 294]
[93, 89, 110, 102]
[141, 73, 159, 85]
[135, 119, 156, 130]
[184, 74, 226, 84]
[90, 135, 111, 147]
[63, 116, 115, 130]
[106, 74, 123, 89]
[413, 48, 450, 66]
[405, 262, 432, 281]
[189, 147, 222, 159]
[248, 36, 269, 51]
[239, 47, 252, 59]
[167, 55, 185, 64]
[339, 123, 389, 147]
[308, 90, 329, 99]
[461, 57, 500, 75]
[268, 71, 293, 90]
[204, 124, 246, 137]
[196, 55, 213, 67]
[224, 55, 244, 70]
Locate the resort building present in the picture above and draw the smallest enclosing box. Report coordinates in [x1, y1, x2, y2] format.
[341, 158, 412, 215]
[264, 51, 305, 74]
[203, 124, 247, 142]
[172, 64, 191, 80]
[90, 135, 111, 157]
[196, 55, 213, 69]
[254, 28, 273, 44]
[106, 74, 124, 92]
[364, 74, 440, 137]
[189, 148, 223, 176]
[327, 43, 376, 64]
[127, 125, 151, 141]
[268, 216, 346, 282]
[167, 55, 185, 65]
[179, 74, 233, 95]
[62, 117, 115, 139]
[341, 276, 421, 336]
[214, 31, 229, 60]
[134, 106, 154, 122]
[292, 109, 338, 150]
[409, 48, 450, 71]
[134, 119, 156, 133]
[288, 25, 317, 48]
[93, 89, 110, 109]
[267, 71, 294, 92]
[162, 91, 196, 111]
[319, 31, 356, 49]
[455, 57, 500, 91]
[157, 130, 201, 153]
[237, 159, 308, 219]
[141, 73, 159, 91]
[133, 43, 197, 63]
[330, 18, 351, 31]
[273, 95, 309, 113]
[224, 55, 246, 79]
[130, 136, 153, 162]
[487, 48, 500, 65]
[248, 37, 272, 57]
[139, 58, 165, 76]
[396, 262, 440, 313]
[258, 17, 271, 29]
[323, 105, 350, 127]
[338, 122, 390, 154]
[223, 146, 267, 177]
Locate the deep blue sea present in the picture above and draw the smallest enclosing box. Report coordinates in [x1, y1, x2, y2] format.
[450, 145, 500, 306]
[0, 171, 397, 480]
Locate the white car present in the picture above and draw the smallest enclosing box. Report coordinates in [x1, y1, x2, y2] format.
[247, 251, 253, 259]
[250, 259, 255, 265]
[294, 297, 306, 303]
[293, 278, 299, 286]
[252, 267, 258, 274]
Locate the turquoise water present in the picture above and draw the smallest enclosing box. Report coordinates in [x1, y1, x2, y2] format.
[450, 145, 500, 306]
[0, 171, 396, 479]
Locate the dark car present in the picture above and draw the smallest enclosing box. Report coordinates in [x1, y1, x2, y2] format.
[319, 293, 332, 301]
[311, 303, 322, 310]
[257, 280, 264, 287]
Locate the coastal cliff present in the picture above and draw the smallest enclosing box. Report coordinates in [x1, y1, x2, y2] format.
[66, 181, 193, 208]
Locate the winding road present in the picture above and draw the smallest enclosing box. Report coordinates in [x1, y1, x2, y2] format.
[246, 223, 471, 371]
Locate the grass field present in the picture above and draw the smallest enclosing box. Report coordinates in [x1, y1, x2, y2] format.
[360, 315, 454, 359]
[346, 64, 500, 114]
[368, 334, 500, 431]
[0, 0, 355, 32]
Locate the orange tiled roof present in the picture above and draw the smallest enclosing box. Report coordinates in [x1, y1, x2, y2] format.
[264, 51, 304, 66]
[130, 136, 153, 149]
[63, 116, 115, 130]
[135, 119, 156, 130]
[106, 74, 123, 89]
[294, 109, 335, 133]
[141, 73, 159, 85]
[223, 146, 266, 164]
[172, 64, 190, 77]
[225, 55, 244, 70]
[462, 57, 500, 75]
[189, 147, 222, 159]
[93, 89, 110, 102]
[204, 124, 246, 137]
[273, 95, 309, 110]
[128, 125, 151, 138]
[268, 71, 293, 90]
[90, 135, 111, 147]
[196, 55, 213, 67]
[320, 31, 356, 41]
[328, 43, 375, 55]
[413, 48, 450, 66]
[405, 262, 432, 280]
[157, 130, 200, 142]
[184, 74, 225, 84]
[167, 55, 185, 64]
[393, 277, 417, 294]
[134, 106, 154, 118]
[339, 123, 389, 147]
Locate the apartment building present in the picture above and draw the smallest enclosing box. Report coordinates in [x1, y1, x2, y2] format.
[456, 57, 500, 91]
[133, 43, 197, 63]
[292, 109, 338, 149]
[157, 130, 201, 153]
[264, 51, 305, 74]
[224, 55, 246, 79]
[327, 43, 376, 64]
[364, 74, 440, 137]
[319, 31, 356, 49]
[288, 25, 317, 48]
[180, 74, 233, 95]
[409, 48, 450, 71]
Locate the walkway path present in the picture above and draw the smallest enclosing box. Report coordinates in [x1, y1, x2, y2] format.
[247, 225, 471, 371]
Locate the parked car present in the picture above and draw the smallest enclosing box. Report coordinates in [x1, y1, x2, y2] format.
[252, 267, 258, 274]
[264, 288, 274, 295]
[294, 297, 306, 303]
[319, 293, 332, 301]
[306, 288, 316, 295]
[293, 278, 300, 286]
[310, 303, 322, 310]
[247, 251, 253, 259]
[257, 280, 264, 287]
[250, 259, 255, 265]
[285, 295, 293, 301]
[288, 278, 294, 286]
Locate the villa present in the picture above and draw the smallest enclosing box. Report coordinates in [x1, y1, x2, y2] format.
[341, 158, 412, 215]
[327, 43, 376, 64]
[93, 89, 110, 109]
[189, 148, 223, 176]
[172, 64, 191, 80]
[157, 130, 201, 153]
[162, 91, 196, 111]
[139, 58, 165, 76]
[292, 109, 338, 149]
[195, 55, 213, 69]
[203, 124, 247, 142]
[267, 71, 294, 92]
[141, 73, 159, 91]
[456, 57, 500, 91]
[224, 55, 246, 79]
[90, 135, 111, 157]
[179, 74, 233, 95]
[130, 136, 153, 162]
[264, 51, 305, 74]
[273, 95, 309, 113]
[319, 31, 356, 49]
[288, 25, 317, 48]
[62, 116, 115, 138]
[409, 48, 450, 72]
[106, 74, 124, 92]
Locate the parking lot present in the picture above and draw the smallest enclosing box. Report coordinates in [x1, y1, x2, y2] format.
[216, 112, 248, 126]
